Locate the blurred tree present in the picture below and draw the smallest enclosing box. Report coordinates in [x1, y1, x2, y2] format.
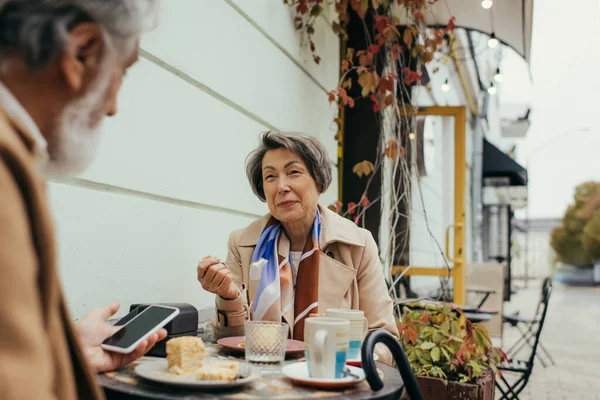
[551, 181, 600, 265]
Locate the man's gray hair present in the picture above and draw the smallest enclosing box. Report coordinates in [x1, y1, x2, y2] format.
[246, 131, 332, 202]
[0, 0, 157, 69]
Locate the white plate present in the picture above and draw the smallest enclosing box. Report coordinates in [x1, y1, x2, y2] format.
[134, 358, 261, 389]
[282, 362, 365, 389]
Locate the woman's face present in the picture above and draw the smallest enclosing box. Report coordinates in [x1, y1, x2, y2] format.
[261, 147, 320, 224]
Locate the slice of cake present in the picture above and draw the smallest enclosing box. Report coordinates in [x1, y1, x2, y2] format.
[196, 361, 239, 381]
[166, 336, 206, 375]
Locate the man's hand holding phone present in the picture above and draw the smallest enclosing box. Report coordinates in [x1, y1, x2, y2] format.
[75, 301, 167, 373]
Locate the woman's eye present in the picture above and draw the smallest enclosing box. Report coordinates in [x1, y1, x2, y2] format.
[290, 170, 302, 175]
[264, 175, 275, 181]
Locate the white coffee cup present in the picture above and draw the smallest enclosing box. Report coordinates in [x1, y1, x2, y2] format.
[326, 309, 368, 360]
[304, 317, 350, 379]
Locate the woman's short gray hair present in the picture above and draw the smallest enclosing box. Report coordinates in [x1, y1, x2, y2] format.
[246, 131, 333, 202]
[0, 0, 157, 69]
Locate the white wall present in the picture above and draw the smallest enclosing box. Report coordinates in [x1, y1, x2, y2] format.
[51, 0, 340, 319]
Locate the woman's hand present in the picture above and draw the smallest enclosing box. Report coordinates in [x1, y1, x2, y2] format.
[197, 256, 239, 300]
[75, 301, 167, 373]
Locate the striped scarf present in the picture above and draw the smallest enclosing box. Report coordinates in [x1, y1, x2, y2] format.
[250, 209, 321, 340]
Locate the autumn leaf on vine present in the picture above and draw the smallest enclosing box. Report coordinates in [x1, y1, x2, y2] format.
[379, 75, 395, 93]
[296, 1, 309, 14]
[341, 59, 350, 72]
[412, 9, 425, 23]
[447, 16, 456, 32]
[313, 55, 321, 64]
[403, 27, 415, 49]
[385, 139, 399, 160]
[310, 4, 323, 17]
[358, 71, 376, 96]
[357, 50, 373, 66]
[368, 44, 380, 55]
[327, 90, 336, 104]
[374, 15, 390, 34]
[370, 94, 379, 112]
[360, 194, 371, 207]
[402, 67, 421, 85]
[352, 160, 375, 177]
[390, 43, 402, 61]
[347, 201, 358, 215]
[384, 94, 394, 108]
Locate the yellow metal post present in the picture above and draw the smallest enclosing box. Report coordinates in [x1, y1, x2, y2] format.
[392, 106, 467, 304]
[452, 107, 466, 305]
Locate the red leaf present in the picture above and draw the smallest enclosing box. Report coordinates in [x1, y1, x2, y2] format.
[313, 55, 321, 64]
[374, 15, 390, 34]
[447, 16, 456, 32]
[310, 41, 316, 52]
[370, 94, 379, 112]
[327, 90, 336, 103]
[368, 44, 380, 55]
[347, 97, 355, 108]
[360, 194, 371, 207]
[379, 76, 394, 93]
[347, 202, 358, 215]
[402, 67, 421, 85]
[391, 43, 402, 61]
[296, 1, 309, 14]
[412, 9, 425, 23]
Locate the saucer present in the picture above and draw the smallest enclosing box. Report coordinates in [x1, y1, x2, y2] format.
[346, 352, 379, 367]
[281, 362, 365, 389]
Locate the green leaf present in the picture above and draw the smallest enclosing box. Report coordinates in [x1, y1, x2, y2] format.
[421, 341, 436, 350]
[431, 347, 441, 362]
[441, 347, 450, 360]
[440, 321, 450, 333]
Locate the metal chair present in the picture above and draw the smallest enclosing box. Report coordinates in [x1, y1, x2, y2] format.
[361, 329, 424, 400]
[495, 278, 553, 400]
[503, 277, 556, 367]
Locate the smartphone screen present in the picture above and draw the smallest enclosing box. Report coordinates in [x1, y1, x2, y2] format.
[102, 306, 176, 349]
[113, 306, 140, 326]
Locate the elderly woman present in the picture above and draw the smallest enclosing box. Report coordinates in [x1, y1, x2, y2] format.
[197, 131, 398, 363]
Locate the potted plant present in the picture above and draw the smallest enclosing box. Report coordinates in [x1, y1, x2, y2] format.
[398, 303, 504, 400]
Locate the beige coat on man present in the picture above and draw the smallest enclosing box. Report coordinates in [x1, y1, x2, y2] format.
[214, 205, 400, 364]
[0, 109, 104, 399]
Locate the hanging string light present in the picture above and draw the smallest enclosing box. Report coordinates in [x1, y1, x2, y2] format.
[481, 0, 493, 9]
[494, 68, 503, 83]
[441, 79, 450, 92]
[488, 33, 499, 48]
[488, 82, 497, 95]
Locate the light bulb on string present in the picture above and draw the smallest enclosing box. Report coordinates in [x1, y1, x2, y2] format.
[481, 0, 493, 9]
[409, 132, 416, 140]
[441, 79, 450, 92]
[488, 83, 497, 95]
[488, 33, 499, 48]
[494, 68, 503, 83]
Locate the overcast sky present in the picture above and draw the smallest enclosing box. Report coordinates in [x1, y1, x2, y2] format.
[503, 0, 600, 220]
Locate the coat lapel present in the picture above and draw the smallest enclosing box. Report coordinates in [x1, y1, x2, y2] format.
[240, 205, 366, 323]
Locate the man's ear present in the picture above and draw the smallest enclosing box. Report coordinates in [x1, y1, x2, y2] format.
[59, 22, 103, 92]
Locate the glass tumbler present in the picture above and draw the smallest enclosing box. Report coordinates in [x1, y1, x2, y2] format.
[244, 321, 289, 362]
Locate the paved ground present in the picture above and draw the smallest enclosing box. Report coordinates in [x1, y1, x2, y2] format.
[497, 280, 600, 399]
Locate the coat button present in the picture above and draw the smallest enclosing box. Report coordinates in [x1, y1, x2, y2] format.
[326, 251, 334, 259]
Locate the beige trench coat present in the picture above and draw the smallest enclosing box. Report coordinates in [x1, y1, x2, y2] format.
[213, 205, 399, 364]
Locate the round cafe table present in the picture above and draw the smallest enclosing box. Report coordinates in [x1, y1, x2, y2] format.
[100, 342, 404, 400]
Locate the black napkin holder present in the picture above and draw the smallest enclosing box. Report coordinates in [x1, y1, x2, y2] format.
[128, 302, 199, 357]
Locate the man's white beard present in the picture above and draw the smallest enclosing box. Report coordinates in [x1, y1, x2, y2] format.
[45, 59, 114, 178]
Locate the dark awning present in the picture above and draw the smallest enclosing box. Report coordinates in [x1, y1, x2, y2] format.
[482, 138, 528, 186]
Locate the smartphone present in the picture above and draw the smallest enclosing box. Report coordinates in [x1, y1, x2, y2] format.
[101, 305, 180, 354]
